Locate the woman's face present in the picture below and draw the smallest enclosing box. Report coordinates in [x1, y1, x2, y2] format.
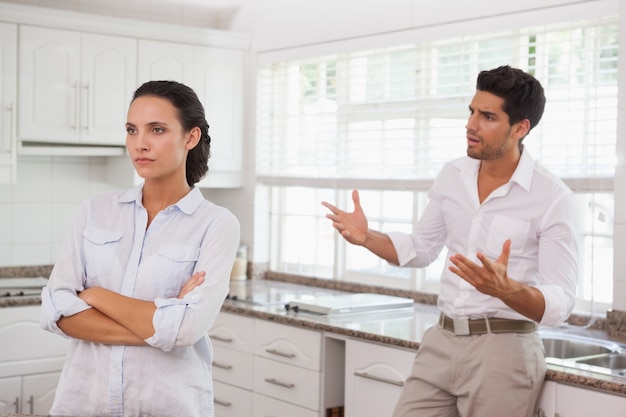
[125, 96, 198, 184]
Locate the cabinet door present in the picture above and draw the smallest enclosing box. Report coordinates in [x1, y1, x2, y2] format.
[18, 26, 80, 143]
[137, 39, 194, 86]
[194, 46, 244, 188]
[555, 383, 626, 417]
[80, 33, 136, 145]
[0, 22, 17, 183]
[345, 339, 415, 417]
[0, 376, 20, 414]
[22, 372, 61, 415]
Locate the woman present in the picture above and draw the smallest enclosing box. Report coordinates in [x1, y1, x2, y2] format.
[40, 80, 240, 417]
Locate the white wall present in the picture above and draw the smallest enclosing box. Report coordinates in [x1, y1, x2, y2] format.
[0, 156, 131, 266]
[1, 0, 624, 310]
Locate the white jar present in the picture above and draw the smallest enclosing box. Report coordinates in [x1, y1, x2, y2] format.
[230, 244, 247, 281]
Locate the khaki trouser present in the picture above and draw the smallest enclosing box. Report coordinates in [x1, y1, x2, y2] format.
[392, 325, 546, 417]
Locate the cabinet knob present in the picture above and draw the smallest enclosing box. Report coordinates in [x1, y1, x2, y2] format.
[354, 371, 404, 387]
[265, 348, 295, 359]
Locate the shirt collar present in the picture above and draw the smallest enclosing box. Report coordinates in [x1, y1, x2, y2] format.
[454, 147, 536, 192]
[118, 185, 204, 215]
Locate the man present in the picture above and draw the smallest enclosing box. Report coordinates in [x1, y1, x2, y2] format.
[322, 65, 578, 417]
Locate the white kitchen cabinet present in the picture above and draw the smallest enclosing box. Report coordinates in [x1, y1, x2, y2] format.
[0, 305, 69, 415]
[252, 392, 319, 417]
[552, 383, 626, 417]
[18, 25, 136, 147]
[137, 40, 245, 188]
[0, 23, 17, 184]
[209, 313, 255, 413]
[253, 320, 323, 413]
[213, 380, 253, 417]
[344, 338, 416, 417]
[193, 46, 244, 188]
[535, 380, 556, 417]
[0, 371, 62, 415]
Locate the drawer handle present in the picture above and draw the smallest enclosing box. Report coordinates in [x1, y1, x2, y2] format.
[214, 398, 232, 407]
[212, 361, 233, 370]
[354, 371, 404, 387]
[265, 377, 295, 389]
[265, 348, 295, 358]
[210, 334, 233, 343]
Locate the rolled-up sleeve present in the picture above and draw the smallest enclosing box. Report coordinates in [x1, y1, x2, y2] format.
[145, 210, 240, 351]
[40, 201, 92, 336]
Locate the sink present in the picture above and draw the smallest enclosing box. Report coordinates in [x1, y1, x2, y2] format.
[576, 354, 626, 376]
[539, 330, 623, 359]
[539, 330, 626, 378]
[542, 336, 618, 359]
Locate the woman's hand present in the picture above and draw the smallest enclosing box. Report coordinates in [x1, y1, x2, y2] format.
[177, 271, 206, 299]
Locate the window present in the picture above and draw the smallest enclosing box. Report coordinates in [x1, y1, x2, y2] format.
[257, 16, 619, 314]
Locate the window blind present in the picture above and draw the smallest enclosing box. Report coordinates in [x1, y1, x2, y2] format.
[256, 17, 619, 191]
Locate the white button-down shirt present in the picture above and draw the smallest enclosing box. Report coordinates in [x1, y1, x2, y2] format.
[40, 185, 240, 417]
[389, 150, 578, 326]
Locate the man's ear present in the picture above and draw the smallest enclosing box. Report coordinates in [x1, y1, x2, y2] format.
[514, 119, 531, 140]
[185, 126, 202, 150]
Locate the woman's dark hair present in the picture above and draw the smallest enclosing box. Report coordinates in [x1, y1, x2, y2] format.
[132, 80, 210, 186]
[476, 65, 546, 142]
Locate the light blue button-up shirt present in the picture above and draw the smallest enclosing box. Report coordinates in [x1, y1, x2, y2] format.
[40, 185, 240, 417]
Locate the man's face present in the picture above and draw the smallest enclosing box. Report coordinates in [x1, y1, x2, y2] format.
[465, 90, 521, 161]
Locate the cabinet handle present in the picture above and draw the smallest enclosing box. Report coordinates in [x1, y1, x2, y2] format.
[83, 81, 91, 133]
[212, 361, 233, 370]
[214, 398, 232, 407]
[72, 81, 79, 132]
[5, 103, 13, 153]
[209, 334, 233, 343]
[264, 378, 295, 389]
[265, 348, 295, 359]
[28, 395, 34, 414]
[354, 371, 404, 387]
[13, 397, 18, 413]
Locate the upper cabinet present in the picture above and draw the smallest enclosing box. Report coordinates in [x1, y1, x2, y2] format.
[137, 40, 245, 187]
[18, 26, 136, 148]
[0, 23, 17, 184]
[1, 2, 250, 187]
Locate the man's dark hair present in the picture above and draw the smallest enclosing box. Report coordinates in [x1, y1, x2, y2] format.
[476, 66, 546, 138]
[132, 80, 211, 186]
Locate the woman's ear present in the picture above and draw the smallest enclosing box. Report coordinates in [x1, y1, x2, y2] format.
[185, 126, 202, 150]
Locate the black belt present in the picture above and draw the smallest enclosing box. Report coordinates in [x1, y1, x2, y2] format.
[439, 313, 537, 336]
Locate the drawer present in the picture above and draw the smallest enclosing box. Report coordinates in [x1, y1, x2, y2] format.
[213, 381, 252, 417]
[253, 356, 321, 411]
[212, 346, 253, 390]
[209, 312, 254, 353]
[254, 320, 321, 371]
[252, 392, 319, 417]
[345, 339, 416, 417]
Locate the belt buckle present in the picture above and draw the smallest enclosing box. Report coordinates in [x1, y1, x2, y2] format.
[453, 318, 470, 336]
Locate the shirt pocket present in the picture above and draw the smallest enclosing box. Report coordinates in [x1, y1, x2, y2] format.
[82, 227, 123, 280]
[154, 243, 201, 297]
[486, 215, 530, 257]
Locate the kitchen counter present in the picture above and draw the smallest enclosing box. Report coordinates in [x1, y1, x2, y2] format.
[221, 279, 626, 397]
[3, 275, 626, 399]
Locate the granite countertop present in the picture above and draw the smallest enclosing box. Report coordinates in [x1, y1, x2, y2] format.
[221, 279, 626, 397]
[3, 274, 626, 399]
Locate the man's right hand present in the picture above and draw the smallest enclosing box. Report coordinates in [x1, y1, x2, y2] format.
[322, 189, 369, 246]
